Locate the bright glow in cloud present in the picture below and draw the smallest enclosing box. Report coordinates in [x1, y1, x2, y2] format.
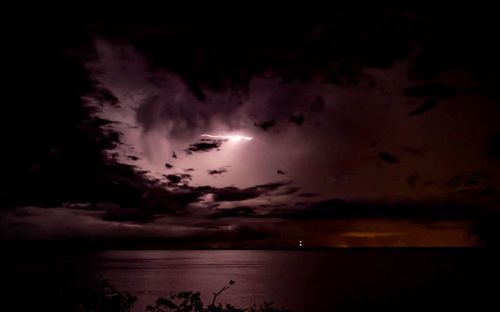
[201, 134, 253, 142]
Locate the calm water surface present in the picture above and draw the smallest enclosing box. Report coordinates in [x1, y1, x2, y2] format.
[79, 249, 495, 311]
[3, 249, 499, 311]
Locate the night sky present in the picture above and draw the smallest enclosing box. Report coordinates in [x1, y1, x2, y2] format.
[3, 4, 500, 248]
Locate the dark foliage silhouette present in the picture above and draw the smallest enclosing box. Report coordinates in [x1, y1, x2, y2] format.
[145, 280, 291, 312]
[79, 277, 137, 312]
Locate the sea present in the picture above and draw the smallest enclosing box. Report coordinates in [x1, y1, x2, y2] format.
[2, 249, 500, 311]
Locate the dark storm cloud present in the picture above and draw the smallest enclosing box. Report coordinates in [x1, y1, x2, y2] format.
[87, 5, 441, 99]
[408, 99, 438, 117]
[9, 207, 40, 218]
[379, 152, 400, 164]
[254, 119, 276, 131]
[404, 84, 457, 99]
[209, 207, 257, 219]
[299, 193, 320, 198]
[445, 188, 500, 201]
[38, 5, 500, 110]
[402, 147, 423, 155]
[288, 114, 305, 126]
[444, 172, 488, 189]
[269, 198, 485, 221]
[165, 173, 192, 185]
[407, 173, 420, 187]
[25, 177, 295, 228]
[207, 168, 228, 176]
[193, 193, 498, 225]
[245, 181, 292, 193]
[445, 175, 465, 188]
[185, 138, 226, 154]
[204, 223, 277, 242]
[2, 11, 196, 215]
[403, 82, 478, 117]
[90, 87, 120, 106]
[5, 61, 176, 210]
[464, 173, 489, 187]
[102, 207, 156, 223]
[1, 206, 278, 245]
[210, 187, 266, 202]
[310, 96, 326, 112]
[200, 181, 291, 202]
[274, 186, 301, 196]
[404, 82, 477, 116]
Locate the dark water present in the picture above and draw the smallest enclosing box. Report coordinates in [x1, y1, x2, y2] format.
[3, 249, 500, 311]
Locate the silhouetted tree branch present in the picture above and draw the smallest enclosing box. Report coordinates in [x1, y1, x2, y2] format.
[211, 280, 235, 306]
